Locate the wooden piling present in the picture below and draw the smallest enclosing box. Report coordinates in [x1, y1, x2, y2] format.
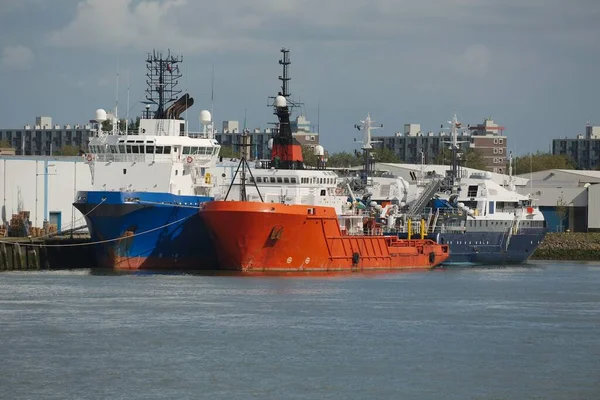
[0, 243, 7, 271]
[14, 243, 23, 271]
[30, 248, 40, 270]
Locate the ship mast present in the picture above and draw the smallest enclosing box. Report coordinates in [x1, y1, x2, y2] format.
[268, 48, 304, 170]
[144, 50, 183, 119]
[354, 113, 383, 185]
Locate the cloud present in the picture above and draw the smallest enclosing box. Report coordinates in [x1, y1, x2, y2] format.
[48, 0, 220, 53]
[0, 45, 35, 70]
[456, 44, 492, 78]
[49, 0, 598, 55]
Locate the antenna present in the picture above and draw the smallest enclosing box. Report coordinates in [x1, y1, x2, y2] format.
[317, 98, 320, 134]
[114, 56, 119, 134]
[211, 63, 215, 132]
[125, 70, 130, 135]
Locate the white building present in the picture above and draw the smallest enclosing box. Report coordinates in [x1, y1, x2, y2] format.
[0, 156, 92, 232]
[516, 169, 600, 232]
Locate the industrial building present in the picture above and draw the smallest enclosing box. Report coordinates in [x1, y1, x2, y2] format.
[552, 123, 600, 169]
[516, 169, 600, 233]
[0, 156, 92, 235]
[0, 116, 94, 156]
[372, 118, 507, 173]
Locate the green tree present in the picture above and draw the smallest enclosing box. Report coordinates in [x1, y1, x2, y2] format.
[101, 120, 113, 132]
[128, 117, 140, 131]
[512, 152, 575, 174]
[118, 119, 127, 132]
[301, 145, 319, 168]
[0, 139, 12, 148]
[218, 145, 239, 158]
[371, 147, 401, 163]
[327, 151, 362, 168]
[555, 194, 568, 232]
[53, 145, 81, 156]
[434, 147, 487, 170]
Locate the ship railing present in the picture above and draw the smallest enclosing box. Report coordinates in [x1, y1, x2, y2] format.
[92, 153, 172, 163]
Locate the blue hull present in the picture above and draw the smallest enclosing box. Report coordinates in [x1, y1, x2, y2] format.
[397, 229, 547, 266]
[74, 191, 217, 270]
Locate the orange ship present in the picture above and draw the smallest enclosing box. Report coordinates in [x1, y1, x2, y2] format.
[200, 201, 449, 272]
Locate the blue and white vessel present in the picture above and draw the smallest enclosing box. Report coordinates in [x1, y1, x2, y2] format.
[345, 113, 547, 266]
[74, 51, 221, 270]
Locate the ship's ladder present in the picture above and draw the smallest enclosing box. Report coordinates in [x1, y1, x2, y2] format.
[504, 213, 521, 251]
[430, 208, 440, 233]
[407, 179, 441, 218]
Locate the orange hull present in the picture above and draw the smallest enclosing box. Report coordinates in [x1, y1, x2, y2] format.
[200, 202, 449, 272]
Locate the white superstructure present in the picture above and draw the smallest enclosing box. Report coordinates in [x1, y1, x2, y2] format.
[85, 109, 220, 196]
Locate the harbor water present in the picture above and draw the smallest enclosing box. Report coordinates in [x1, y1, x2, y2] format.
[1, 262, 599, 399]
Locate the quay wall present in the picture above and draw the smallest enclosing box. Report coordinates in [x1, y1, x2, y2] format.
[532, 233, 600, 261]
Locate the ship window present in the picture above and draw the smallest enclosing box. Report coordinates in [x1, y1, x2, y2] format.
[126, 145, 132, 153]
[201, 147, 210, 155]
[131, 145, 139, 154]
[175, 170, 178, 176]
[183, 146, 191, 155]
[321, 189, 326, 196]
[249, 177, 254, 183]
[123, 169, 127, 175]
[155, 146, 163, 154]
[489, 201, 495, 214]
[467, 185, 478, 197]
[146, 146, 154, 154]
[119, 145, 125, 153]
[291, 178, 297, 183]
[256, 177, 262, 183]
[135, 140, 144, 144]
[479, 220, 482, 227]
[163, 146, 171, 154]
[284, 177, 290, 183]
[270, 177, 276, 183]
[277, 177, 283, 183]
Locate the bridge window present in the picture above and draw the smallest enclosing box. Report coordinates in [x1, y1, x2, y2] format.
[291, 178, 297, 183]
[277, 177, 283, 183]
[163, 146, 171, 154]
[270, 177, 276, 183]
[146, 146, 154, 154]
[131, 145, 140, 154]
[183, 146, 191, 155]
[283, 177, 290, 183]
[155, 146, 163, 154]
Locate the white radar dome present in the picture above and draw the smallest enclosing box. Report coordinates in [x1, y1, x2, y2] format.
[95, 109, 107, 123]
[314, 145, 325, 156]
[200, 110, 212, 125]
[267, 138, 273, 149]
[275, 95, 287, 108]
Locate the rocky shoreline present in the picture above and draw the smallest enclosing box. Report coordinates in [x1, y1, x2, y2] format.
[532, 233, 600, 261]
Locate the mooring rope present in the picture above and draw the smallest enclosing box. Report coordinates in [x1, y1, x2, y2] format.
[0, 216, 189, 248]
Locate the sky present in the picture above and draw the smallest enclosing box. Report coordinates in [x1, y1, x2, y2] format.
[0, 0, 598, 155]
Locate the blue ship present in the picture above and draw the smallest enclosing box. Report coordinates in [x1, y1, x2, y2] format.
[74, 191, 217, 270]
[74, 50, 221, 270]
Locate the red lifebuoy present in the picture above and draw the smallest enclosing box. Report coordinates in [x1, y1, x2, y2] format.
[186, 156, 193, 163]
